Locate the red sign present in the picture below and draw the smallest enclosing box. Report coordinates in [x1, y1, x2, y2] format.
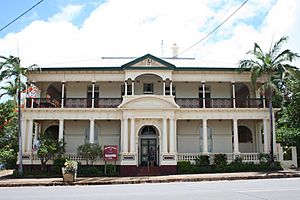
[103, 145, 118, 161]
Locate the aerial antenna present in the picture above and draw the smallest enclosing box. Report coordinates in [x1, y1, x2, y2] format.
[161, 40, 164, 57]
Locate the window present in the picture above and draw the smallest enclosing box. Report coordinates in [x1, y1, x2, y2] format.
[143, 83, 154, 94]
[199, 127, 213, 152]
[238, 126, 253, 143]
[165, 85, 176, 96]
[121, 84, 132, 96]
[84, 126, 99, 144]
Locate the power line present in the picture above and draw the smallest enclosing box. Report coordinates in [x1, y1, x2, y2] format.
[176, 0, 249, 57]
[0, 0, 46, 32]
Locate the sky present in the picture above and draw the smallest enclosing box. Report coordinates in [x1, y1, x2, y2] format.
[0, 0, 300, 69]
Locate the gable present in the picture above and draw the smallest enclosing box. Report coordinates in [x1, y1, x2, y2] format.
[122, 54, 175, 70]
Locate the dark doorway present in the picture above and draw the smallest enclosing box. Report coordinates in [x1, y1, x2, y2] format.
[139, 126, 158, 166]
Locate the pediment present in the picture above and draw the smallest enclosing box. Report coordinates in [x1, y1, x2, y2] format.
[122, 54, 175, 70]
[118, 95, 179, 109]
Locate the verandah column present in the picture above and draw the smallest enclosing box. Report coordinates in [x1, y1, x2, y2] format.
[233, 118, 239, 154]
[58, 119, 64, 142]
[232, 82, 236, 108]
[162, 118, 167, 153]
[129, 118, 135, 153]
[170, 81, 173, 96]
[163, 80, 166, 96]
[169, 118, 175, 153]
[132, 80, 135, 96]
[202, 118, 208, 153]
[26, 119, 33, 152]
[92, 81, 95, 108]
[61, 81, 65, 108]
[89, 119, 95, 143]
[122, 118, 129, 153]
[202, 82, 206, 108]
[263, 118, 269, 153]
[125, 80, 128, 95]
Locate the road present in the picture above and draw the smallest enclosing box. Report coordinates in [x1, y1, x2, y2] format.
[1, 178, 300, 200]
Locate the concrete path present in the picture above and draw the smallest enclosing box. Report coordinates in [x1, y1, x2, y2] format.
[0, 170, 300, 187]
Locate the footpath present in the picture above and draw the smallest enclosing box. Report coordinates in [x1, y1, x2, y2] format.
[0, 169, 300, 187]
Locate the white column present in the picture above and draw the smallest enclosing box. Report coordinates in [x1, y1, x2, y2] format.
[27, 119, 34, 152]
[233, 118, 239, 153]
[61, 82, 65, 108]
[258, 122, 262, 152]
[170, 81, 173, 96]
[21, 119, 27, 154]
[123, 118, 129, 152]
[163, 81, 166, 96]
[89, 119, 95, 143]
[263, 118, 269, 153]
[202, 82, 206, 108]
[202, 118, 208, 153]
[262, 83, 266, 108]
[130, 118, 135, 153]
[272, 114, 276, 154]
[92, 82, 95, 108]
[169, 118, 175, 153]
[34, 123, 38, 141]
[58, 119, 64, 142]
[132, 80, 135, 96]
[125, 80, 128, 95]
[162, 118, 167, 153]
[232, 82, 236, 108]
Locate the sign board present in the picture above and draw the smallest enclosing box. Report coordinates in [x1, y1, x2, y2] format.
[103, 145, 118, 161]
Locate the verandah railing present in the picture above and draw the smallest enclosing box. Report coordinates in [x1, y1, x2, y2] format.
[26, 98, 122, 108]
[175, 98, 264, 108]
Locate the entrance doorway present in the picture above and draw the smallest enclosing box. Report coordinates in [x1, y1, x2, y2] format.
[139, 126, 158, 166]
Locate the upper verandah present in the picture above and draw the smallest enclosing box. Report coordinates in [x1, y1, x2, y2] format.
[26, 54, 266, 83]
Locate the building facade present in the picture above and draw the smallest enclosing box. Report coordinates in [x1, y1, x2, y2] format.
[22, 54, 278, 175]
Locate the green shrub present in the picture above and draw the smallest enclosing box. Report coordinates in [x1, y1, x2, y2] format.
[52, 157, 68, 174]
[195, 155, 210, 166]
[78, 166, 103, 176]
[105, 164, 117, 176]
[177, 161, 193, 173]
[77, 143, 102, 166]
[214, 154, 227, 167]
[258, 153, 271, 164]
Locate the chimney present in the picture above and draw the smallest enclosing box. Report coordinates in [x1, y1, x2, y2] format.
[172, 43, 179, 58]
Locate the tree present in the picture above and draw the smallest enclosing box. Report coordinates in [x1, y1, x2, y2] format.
[37, 134, 65, 172]
[0, 80, 25, 102]
[238, 36, 299, 164]
[276, 70, 300, 147]
[0, 100, 18, 168]
[0, 55, 38, 175]
[77, 143, 102, 166]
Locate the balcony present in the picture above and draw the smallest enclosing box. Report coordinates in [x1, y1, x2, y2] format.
[175, 98, 264, 108]
[26, 98, 122, 109]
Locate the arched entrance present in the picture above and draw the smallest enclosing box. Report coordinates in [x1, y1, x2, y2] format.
[44, 125, 59, 141]
[139, 125, 159, 166]
[238, 125, 253, 153]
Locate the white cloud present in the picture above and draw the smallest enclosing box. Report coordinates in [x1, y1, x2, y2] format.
[49, 4, 84, 22]
[0, 0, 299, 68]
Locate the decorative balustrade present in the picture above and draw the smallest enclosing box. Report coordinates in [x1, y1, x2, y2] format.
[236, 98, 264, 108]
[177, 153, 260, 163]
[95, 98, 122, 108]
[175, 98, 264, 108]
[26, 98, 122, 108]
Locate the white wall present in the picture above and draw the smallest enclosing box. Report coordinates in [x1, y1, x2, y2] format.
[66, 82, 88, 98]
[177, 120, 233, 153]
[174, 82, 199, 98]
[99, 82, 122, 98]
[209, 83, 231, 98]
[208, 120, 232, 153]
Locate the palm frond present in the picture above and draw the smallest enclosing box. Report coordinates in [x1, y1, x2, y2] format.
[270, 36, 288, 57]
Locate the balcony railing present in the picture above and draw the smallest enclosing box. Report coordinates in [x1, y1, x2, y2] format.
[26, 98, 122, 108]
[175, 98, 264, 108]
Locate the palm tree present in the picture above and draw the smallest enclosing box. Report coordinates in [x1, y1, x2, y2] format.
[0, 55, 38, 175]
[238, 36, 299, 164]
[0, 80, 25, 102]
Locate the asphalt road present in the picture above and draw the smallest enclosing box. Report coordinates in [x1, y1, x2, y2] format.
[1, 178, 300, 200]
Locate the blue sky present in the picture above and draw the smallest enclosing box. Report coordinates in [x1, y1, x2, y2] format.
[0, 0, 103, 37]
[0, 0, 299, 68]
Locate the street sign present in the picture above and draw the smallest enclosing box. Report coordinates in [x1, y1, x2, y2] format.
[103, 145, 118, 161]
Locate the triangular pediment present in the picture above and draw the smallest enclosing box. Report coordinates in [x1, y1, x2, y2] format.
[122, 54, 175, 70]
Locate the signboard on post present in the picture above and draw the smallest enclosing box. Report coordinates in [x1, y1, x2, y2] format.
[103, 145, 118, 161]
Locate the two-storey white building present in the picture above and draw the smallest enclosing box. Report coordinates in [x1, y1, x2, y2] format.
[22, 54, 277, 175]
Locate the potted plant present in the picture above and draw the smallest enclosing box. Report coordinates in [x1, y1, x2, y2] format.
[62, 160, 78, 182]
